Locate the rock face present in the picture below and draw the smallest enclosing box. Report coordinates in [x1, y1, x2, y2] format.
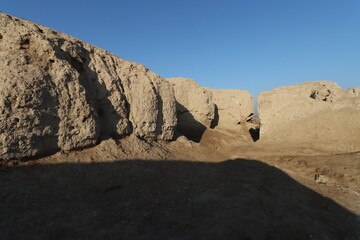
[166, 78, 215, 142]
[0, 13, 176, 160]
[209, 89, 254, 130]
[167, 78, 256, 142]
[258, 81, 360, 153]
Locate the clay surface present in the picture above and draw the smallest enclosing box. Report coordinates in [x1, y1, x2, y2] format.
[209, 89, 254, 130]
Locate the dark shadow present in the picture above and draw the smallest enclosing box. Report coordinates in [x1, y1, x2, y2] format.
[210, 104, 219, 129]
[1, 159, 359, 240]
[249, 128, 260, 142]
[310, 91, 317, 99]
[175, 102, 206, 142]
[154, 95, 165, 140]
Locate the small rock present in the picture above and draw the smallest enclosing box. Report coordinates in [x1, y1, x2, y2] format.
[314, 174, 328, 184]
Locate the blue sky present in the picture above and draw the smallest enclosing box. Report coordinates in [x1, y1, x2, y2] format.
[2, 0, 360, 98]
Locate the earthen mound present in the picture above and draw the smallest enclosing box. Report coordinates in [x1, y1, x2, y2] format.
[0, 13, 176, 160]
[258, 81, 360, 153]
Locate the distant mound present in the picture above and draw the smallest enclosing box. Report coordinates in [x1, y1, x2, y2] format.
[258, 81, 360, 153]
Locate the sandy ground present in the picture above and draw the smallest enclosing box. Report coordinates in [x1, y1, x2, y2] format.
[1, 130, 359, 239]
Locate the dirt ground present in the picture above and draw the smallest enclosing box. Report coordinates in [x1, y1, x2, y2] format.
[1, 130, 359, 240]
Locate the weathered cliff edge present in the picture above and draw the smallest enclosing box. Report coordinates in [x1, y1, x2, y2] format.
[0, 13, 255, 161]
[258, 81, 360, 153]
[0, 12, 177, 160]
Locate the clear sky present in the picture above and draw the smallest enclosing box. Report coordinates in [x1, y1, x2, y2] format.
[2, 0, 360, 98]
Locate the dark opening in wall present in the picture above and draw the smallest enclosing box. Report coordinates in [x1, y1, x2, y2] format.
[210, 104, 219, 129]
[19, 37, 30, 49]
[249, 127, 260, 142]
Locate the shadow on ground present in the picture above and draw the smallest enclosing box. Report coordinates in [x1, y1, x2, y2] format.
[1, 159, 359, 240]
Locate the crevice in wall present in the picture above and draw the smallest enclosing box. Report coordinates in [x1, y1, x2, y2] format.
[248, 95, 260, 142]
